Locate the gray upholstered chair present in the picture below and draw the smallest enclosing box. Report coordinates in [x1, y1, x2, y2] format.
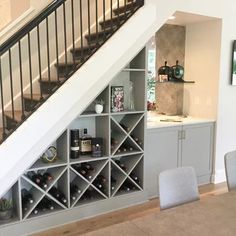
[159, 167, 200, 210]
[225, 150, 236, 191]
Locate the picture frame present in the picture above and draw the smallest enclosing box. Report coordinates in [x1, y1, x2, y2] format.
[111, 86, 124, 112]
[231, 40, 236, 85]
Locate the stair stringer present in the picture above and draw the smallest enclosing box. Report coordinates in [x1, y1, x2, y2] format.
[0, 4, 158, 198]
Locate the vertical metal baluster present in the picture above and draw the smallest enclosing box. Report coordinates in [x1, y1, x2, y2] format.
[28, 33, 33, 106]
[117, 0, 120, 26]
[79, 0, 84, 61]
[110, 0, 113, 31]
[55, 10, 59, 82]
[37, 25, 43, 100]
[71, 0, 76, 66]
[87, 0, 91, 53]
[63, 2, 68, 76]
[0, 57, 6, 139]
[124, 0, 127, 19]
[18, 41, 25, 119]
[103, 0, 106, 39]
[95, 0, 99, 46]
[9, 49, 15, 121]
[46, 17, 51, 87]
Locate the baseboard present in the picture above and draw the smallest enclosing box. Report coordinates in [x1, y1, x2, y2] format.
[212, 169, 226, 184]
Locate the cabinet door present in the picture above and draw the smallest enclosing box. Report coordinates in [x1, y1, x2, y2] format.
[181, 123, 214, 183]
[146, 126, 181, 198]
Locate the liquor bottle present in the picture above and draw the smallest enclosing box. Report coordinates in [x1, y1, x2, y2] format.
[92, 138, 103, 157]
[21, 188, 34, 204]
[80, 129, 92, 155]
[49, 187, 67, 204]
[111, 176, 117, 191]
[115, 160, 127, 172]
[42, 172, 53, 182]
[70, 129, 80, 159]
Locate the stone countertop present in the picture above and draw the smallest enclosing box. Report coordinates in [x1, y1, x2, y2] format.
[147, 112, 215, 129]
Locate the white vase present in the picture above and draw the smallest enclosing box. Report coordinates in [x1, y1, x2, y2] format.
[95, 104, 104, 114]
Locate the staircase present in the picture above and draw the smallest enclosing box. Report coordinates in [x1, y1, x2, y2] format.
[0, 0, 144, 144]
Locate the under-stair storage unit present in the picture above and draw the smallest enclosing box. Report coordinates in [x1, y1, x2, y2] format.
[0, 47, 147, 235]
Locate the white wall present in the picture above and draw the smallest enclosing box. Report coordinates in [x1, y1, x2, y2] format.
[183, 19, 222, 119]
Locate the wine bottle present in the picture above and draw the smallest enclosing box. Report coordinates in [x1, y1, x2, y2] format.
[73, 164, 92, 180]
[115, 160, 127, 171]
[70, 129, 80, 159]
[123, 181, 136, 191]
[80, 128, 92, 155]
[40, 198, 54, 211]
[32, 208, 39, 215]
[120, 123, 130, 132]
[111, 176, 117, 190]
[49, 187, 67, 204]
[70, 184, 81, 200]
[27, 172, 41, 184]
[21, 188, 34, 204]
[130, 173, 140, 185]
[37, 174, 48, 189]
[42, 172, 53, 182]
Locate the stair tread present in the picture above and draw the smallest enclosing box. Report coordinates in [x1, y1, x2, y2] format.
[85, 28, 113, 40]
[5, 111, 23, 122]
[113, 1, 139, 15]
[70, 44, 98, 54]
[99, 13, 128, 27]
[56, 61, 80, 67]
[23, 94, 47, 101]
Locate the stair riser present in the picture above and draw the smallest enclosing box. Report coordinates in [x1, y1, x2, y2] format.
[5, 116, 18, 131]
[40, 81, 59, 95]
[113, 1, 142, 15]
[56, 65, 77, 78]
[85, 31, 112, 44]
[23, 99, 40, 112]
[100, 16, 127, 30]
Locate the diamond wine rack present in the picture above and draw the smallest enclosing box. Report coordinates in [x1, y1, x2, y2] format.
[0, 48, 146, 232]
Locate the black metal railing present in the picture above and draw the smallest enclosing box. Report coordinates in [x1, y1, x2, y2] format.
[0, 0, 144, 143]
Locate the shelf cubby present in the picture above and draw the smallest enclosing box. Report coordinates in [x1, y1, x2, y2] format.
[111, 113, 144, 134]
[0, 181, 20, 226]
[81, 86, 109, 116]
[70, 115, 109, 159]
[69, 169, 89, 207]
[46, 170, 69, 208]
[110, 162, 127, 197]
[20, 177, 45, 219]
[91, 162, 109, 198]
[27, 196, 64, 219]
[112, 135, 142, 157]
[115, 178, 140, 197]
[28, 130, 68, 171]
[74, 186, 106, 207]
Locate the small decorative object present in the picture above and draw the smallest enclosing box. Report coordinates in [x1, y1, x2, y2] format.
[158, 61, 171, 82]
[128, 81, 135, 111]
[111, 86, 124, 112]
[170, 60, 184, 81]
[0, 198, 13, 221]
[41, 146, 57, 163]
[92, 138, 103, 157]
[231, 40, 236, 85]
[94, 99, 104, 114]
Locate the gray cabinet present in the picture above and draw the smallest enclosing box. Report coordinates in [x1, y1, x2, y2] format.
[146, 122, 214, 199]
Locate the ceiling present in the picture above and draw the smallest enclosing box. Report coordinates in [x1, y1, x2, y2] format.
[166, 11, 220, 26]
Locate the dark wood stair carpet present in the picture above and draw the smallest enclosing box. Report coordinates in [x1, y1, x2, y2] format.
[85, 28, 114, 44]
[99, 14, 129, 30]
[70, 44, 98, 60]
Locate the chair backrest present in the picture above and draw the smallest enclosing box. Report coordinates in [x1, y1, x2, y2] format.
[159, 167, 200, 210]
[225, 150, 236, 191]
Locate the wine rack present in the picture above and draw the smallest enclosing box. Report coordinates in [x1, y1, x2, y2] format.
[0, 48, 146, 234]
